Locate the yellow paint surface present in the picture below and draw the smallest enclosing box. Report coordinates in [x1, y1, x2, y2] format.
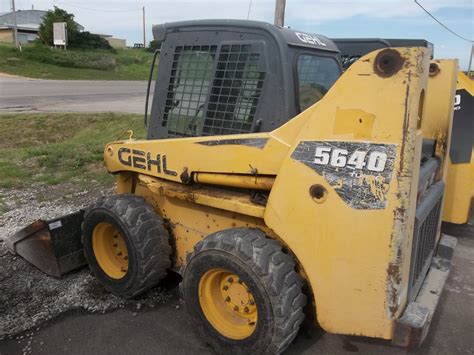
[104, 48, 457, 340]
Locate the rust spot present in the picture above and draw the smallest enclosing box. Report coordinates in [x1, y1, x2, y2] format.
[180, 167, 190, 183]
[399, 71, 412, 172]
[387, 261, 402, 315]
[374, 49, 405, 78]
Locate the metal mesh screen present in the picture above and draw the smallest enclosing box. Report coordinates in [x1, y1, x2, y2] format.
[163, 45, 217, 137]
[203, 44, 265, 135]
[409, 183, 443, 301]
[163, 44, 265, 137]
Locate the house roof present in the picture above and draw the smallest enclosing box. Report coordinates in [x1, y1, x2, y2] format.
[0, 9, 84, 31]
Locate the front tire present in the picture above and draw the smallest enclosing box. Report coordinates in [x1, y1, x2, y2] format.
[82, 194, 171, 298]
[181, 228, 306, 354]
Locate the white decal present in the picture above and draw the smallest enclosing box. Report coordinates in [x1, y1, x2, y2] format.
[454, 94, 461, 111]
[295, 32, 327, 47]
[454, 94, 461, 106]
[313, 147, 388, 172]
[49, 221, 62, 230]
[314, 146, 331, 164]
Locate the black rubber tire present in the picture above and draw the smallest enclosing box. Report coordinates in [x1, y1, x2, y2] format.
[82, 194, 172, 298]
[181, 228, 306, 355]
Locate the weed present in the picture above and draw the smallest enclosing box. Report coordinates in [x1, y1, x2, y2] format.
[0, 113, 146, 188]
[0, 43, 155, 80]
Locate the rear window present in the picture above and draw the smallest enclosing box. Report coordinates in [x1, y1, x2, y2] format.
[297, 54, 340, 111]
[164, 46, 217, 136]
[163, 44, 266, 137]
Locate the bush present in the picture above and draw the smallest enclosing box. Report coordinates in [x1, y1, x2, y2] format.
[71, 32, 114, 51]
[22, 45, 117, 71]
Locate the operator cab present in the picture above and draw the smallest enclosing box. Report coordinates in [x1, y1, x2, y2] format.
[147, 20, 341, 139]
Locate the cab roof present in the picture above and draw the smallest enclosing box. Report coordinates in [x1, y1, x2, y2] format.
[153, 19, 339, 53]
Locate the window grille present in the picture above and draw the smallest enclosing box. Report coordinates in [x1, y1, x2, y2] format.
[203, 44, 265, 135]
[164, 44, 266, 137]
[163, 45, 217, 137]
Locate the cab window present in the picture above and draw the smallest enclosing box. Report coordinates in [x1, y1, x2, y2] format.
[297, 54, 340, 111]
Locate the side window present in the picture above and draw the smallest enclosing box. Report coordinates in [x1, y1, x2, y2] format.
[297, 54, 340, 111]
[164, 45, 217, 137]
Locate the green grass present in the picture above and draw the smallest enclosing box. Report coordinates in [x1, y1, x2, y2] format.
[0, 113, 146, 188]
[0, 43, 155, 80]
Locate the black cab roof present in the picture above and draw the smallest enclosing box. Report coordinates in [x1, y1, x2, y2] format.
[153, 19, 340, 53]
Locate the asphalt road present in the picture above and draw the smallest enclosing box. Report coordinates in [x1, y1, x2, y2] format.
[0, 230, 472, 355]
[0, 76, 150, 114]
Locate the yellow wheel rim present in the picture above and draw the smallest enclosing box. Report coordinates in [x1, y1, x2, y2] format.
[92, 222, 129, 279]
[198, 268, 258, 340]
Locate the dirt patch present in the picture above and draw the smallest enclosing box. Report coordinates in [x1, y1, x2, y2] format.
[0, 183, 173, 340]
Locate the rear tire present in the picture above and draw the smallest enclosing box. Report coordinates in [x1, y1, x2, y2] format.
[181, 228, 306, 354]
[82, 194, 171, 298]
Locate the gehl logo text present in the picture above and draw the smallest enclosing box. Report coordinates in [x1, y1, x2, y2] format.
[118, 148, 177, 176]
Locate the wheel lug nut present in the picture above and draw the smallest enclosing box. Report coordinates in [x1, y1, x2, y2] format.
[249, 300, 255, 306]
[244, 307, 249, 313]
[223, 285, 229, 291]
[225, 296, 231, 302]
[233, 306, 239, 311]
[228, 277, 233, 283]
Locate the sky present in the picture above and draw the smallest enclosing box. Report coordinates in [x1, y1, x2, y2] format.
[2, 0, 473, 69]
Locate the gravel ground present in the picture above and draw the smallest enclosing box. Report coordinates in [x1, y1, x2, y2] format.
[0, 184, 173, 342]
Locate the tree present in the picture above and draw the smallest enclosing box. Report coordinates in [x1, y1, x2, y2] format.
[147, 40, 160, 52]
[38, 6, 79, 46]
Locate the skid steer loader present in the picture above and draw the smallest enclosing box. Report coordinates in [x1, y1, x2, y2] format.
[8, 20, 460, 353]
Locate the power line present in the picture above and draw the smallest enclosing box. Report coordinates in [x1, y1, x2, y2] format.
[414, 0, 473, 42]
[53, 1, 142, 13]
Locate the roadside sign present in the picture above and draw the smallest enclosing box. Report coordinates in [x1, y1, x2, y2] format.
[53, 22, 67, 46]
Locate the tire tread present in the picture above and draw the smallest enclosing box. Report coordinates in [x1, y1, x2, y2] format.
[183, 228, 306, 354]
[84, 194, 171, 298]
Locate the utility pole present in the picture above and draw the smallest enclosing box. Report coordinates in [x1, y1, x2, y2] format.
[274, 0, 286, 27]
[468, 43, 473, 78]
[142, 6, 146, 48]
[11, 0, 19, 48]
